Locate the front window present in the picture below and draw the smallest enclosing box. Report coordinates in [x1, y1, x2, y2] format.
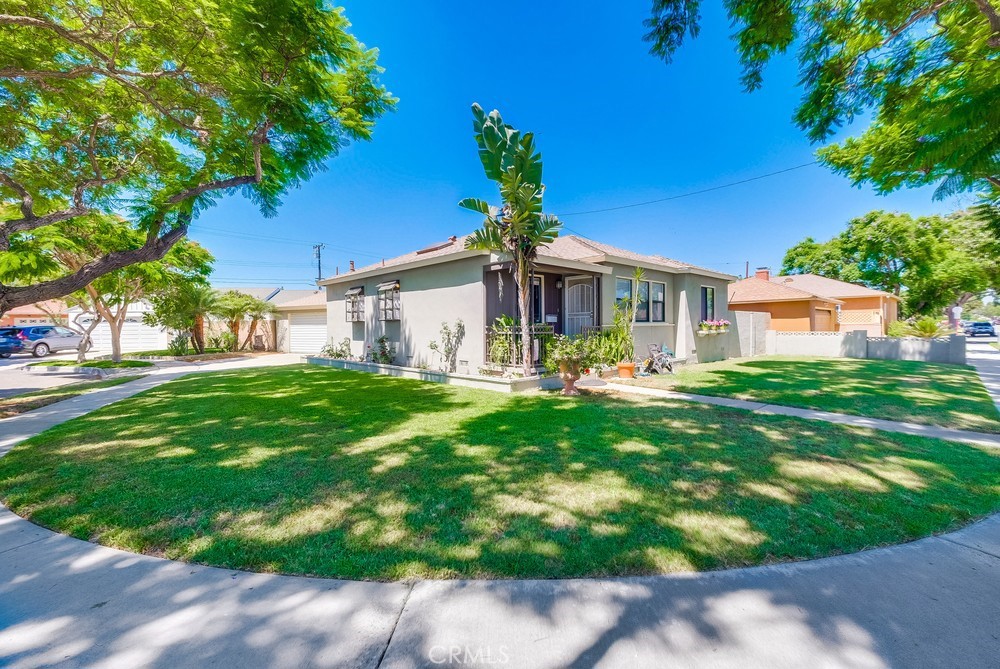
[700, 286, 715, 322]
[651, 282, 665, 322]
[345, 287, 364, 322]
[615, 278, 632, 311]
[531, 277, 543, 324]
[635, 281, 650, 322]
[377, 281, 401, 321]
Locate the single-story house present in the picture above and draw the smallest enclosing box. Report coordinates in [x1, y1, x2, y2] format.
[318, 234, 737, 371]
[208, 286, 327, 353]
[728, 268, 899, 335]
[0, 300, 68, 327]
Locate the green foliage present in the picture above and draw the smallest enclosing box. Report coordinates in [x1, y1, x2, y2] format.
[644, 1, 1000, 212]
[208, 332, 238, 353]
[368, 335, 394, 365]
[145, 283, 219, 353]
[321, 338, 352, 360]
[886, 320, 911, 337]
[0, 0, 394, 309]
[543, 335, 599, 374]
[599, 304, 636, 365]
[166, 335, 190, 357]
[428, 320, 466, 372]
[782, 210, 1000, 316]
[908, 316, 952, 339]
[461, 104, 562, 375]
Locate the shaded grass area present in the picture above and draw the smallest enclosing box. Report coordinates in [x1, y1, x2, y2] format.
[0, 376, 144, 419]
[1, 365, 998, 580]
[30, 360, 154, 369]
[122, 347, 225, 357]
[625, 356, 1000, 434]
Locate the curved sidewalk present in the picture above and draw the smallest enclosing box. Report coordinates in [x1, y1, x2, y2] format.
[1, 356, 999, 668]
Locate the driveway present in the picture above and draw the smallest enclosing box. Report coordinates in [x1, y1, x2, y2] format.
[0, 351, 102, 399]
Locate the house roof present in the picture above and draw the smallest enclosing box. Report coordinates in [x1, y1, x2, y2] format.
[272, 290, 325, 311]
[320, 233, 735, 285]
[216, 286, 283, 301]
[3, 300, 68, 315]
[770, 274, 897, 300]
[728, 277, 842, 305]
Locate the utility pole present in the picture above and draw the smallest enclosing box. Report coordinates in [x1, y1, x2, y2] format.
[313, 243, 326, 284]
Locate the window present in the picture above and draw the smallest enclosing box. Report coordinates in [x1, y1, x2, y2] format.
[377, 280, 401, 321]
[651, 282, 665, 322]
[615, 278, 632, 311]
[54, 327, 76, 336]
[635, 281, 650, 322]
[345, 287, 364, 322]
[531, 277, 543, 323]
[700, 286, 715, 322]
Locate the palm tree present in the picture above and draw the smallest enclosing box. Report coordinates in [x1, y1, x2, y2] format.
[460, 104, 562, 375]
[215, 290, 254, 341]
[179, 284, 219, 353]
[240, 297, 277, 350]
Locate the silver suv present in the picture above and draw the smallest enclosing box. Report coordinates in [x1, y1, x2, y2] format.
[0, 325, 88, 357]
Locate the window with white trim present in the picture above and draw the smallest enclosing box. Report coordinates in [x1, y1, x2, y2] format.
[615, 278, 632, 311]
[700, 286, 715, 322]
[651, 282, 666, 322]
[345, 287, 364, 322]
[377, 280, 401, 321]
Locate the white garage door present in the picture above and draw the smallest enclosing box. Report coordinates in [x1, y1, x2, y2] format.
[77, 314, 170, 352]
[289, 311, 328, 354]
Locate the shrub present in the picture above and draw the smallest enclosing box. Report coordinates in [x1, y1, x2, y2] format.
[167, 334, 190, 356]
[368, 335, 394, 364]
[886, 320, 911, 337]
[321, 338, 352, 359]
[428, 320, 466, 372]
[544, 335, 598, 374]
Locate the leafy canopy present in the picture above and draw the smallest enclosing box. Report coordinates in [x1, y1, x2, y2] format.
[644, 1, 1000, 208]
[460, 103, 562, 374]
[782, 210, 1000, 315]
[0, 0, 394, 311]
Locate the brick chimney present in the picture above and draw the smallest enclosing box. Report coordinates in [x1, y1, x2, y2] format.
[349, 260, 355, 272]
[755, 267, 771, 281]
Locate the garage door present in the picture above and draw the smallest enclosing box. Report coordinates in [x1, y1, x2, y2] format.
[814, 309, 834, 332]
[289, 311, 328, 353]
[83, 316, 170, 352]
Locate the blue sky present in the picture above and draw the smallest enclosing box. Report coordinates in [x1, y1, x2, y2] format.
[190, 1, 963, 288]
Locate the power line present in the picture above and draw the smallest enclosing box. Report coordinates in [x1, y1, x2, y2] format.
[559, 161, 819, 218]
[190, 225, 383, 258]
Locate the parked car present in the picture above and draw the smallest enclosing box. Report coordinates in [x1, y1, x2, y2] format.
[964, 321, 997, 337]
[0, 325, 89, 357]
[0, 332, 25, 358]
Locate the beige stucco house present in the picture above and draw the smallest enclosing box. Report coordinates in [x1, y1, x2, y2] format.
[729, 268, 899, 335]
[318, 234, 737, 371]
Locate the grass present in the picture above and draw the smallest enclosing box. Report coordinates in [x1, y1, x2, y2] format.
[624, 356, 1000, 434]
[123, 347, 225, 357]
[0, 376, 144, 419]
[1, 365, 998, 581]
[30, 359, 154, 369]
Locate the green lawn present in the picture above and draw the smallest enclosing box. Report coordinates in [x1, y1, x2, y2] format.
[2, 365, 997, 580]
[30, 359, 154, 369]
[122, 347, 225, 357]
[624, 356, 1000, 434]
[0, 376, 143, 419]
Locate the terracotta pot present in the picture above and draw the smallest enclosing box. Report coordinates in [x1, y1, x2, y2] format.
[617, 362, 636, 379]
[558, 360, 581, 396]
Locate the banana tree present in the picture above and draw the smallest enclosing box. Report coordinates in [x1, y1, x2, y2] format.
[460, 104, 562, 376]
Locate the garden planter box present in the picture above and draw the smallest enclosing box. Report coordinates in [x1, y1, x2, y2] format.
[305, 357, 562, 393]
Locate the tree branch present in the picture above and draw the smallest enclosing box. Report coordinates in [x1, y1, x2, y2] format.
[971, 0, 1000, 47]
[0, 224, 189, 312]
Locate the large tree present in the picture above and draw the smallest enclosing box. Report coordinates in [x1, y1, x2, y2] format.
[0, 0, 393, 314]
[782, 210, 1000, 315]
[644, 1, 999, 211]
[461, 104, 562, 376]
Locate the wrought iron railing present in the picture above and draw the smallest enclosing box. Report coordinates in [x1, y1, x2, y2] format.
[485, 324, 555, 367]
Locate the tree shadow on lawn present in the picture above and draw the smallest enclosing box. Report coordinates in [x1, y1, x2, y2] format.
[643, 356, 1000, 433]
[1, 366, 998, 581]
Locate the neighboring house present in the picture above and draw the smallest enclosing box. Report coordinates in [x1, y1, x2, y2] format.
[729, 268, 899, 336]
[0, 300, 68, 327]
[66, 301, 170, 352]
[209, 286, 326, 352]
[319, 234, 737, 370]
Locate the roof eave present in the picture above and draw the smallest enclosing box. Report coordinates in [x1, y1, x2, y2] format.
[318, 249, 489, 286]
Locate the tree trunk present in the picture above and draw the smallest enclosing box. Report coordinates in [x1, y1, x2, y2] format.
[74, 312, 101, 364]
[241, 319, 258, 350]
[514, 261, 532, 376]
[193, 314, 206, 353]
[109, 313, 125, 363]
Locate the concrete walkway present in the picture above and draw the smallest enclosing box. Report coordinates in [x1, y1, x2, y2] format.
[2, 354, 1000, 668]
[603, 348, 1000, 449]
[968, 341, 1000, 415]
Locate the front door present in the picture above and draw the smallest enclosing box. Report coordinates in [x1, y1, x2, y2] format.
[565, 276, 594, 336]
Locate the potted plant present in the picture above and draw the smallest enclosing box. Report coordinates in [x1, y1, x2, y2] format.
[545, 334, 596, 395]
